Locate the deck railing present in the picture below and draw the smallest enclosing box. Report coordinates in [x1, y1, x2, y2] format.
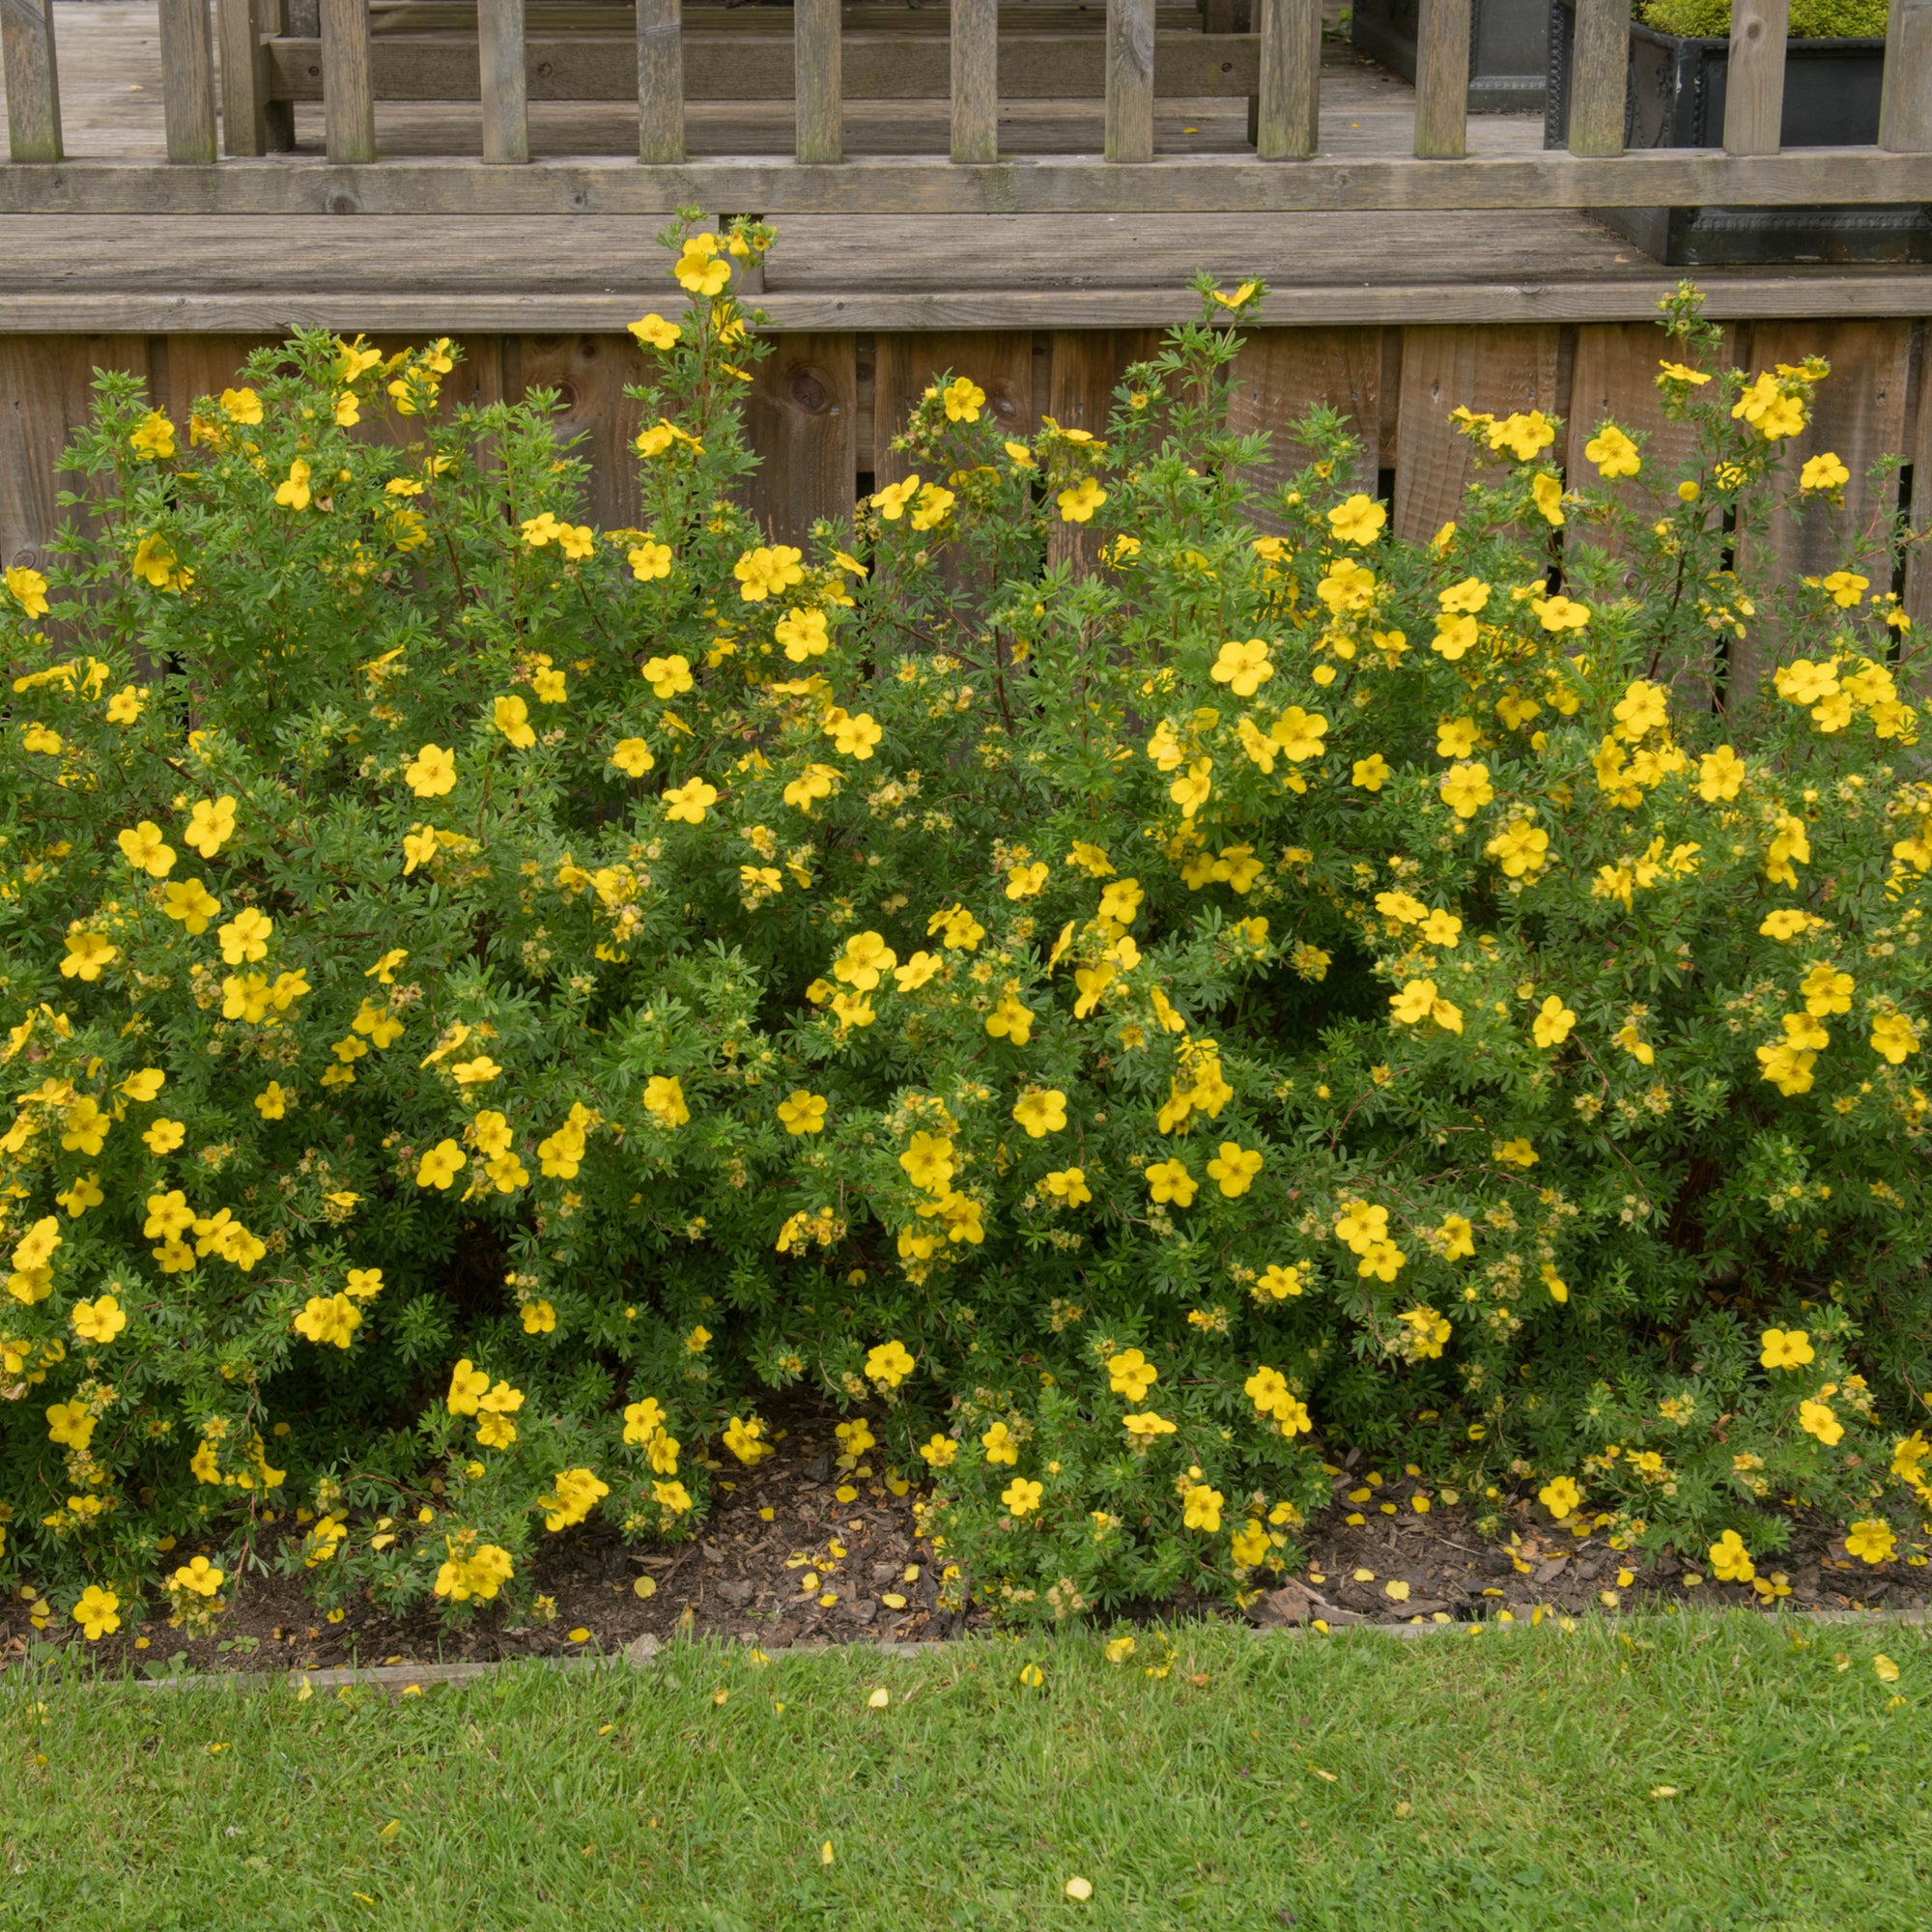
[2, 0, 1930, 212]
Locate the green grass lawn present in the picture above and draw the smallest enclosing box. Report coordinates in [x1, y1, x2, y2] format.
[2, 1612, 1925, 1932]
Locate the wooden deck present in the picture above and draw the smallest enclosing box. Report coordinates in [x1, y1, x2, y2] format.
[4, 3, 1931, 329]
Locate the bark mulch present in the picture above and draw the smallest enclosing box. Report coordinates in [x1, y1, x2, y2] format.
[3, 1408, 1920, 1677]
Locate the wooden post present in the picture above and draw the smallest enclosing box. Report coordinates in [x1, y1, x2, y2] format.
[1566, 0, 1627, 156]
[159, 0, 219, 163]
[1722, 0, 1788, 156]
[2, 0, 64, 162]
[951, 0, 999, 165]
[1105, 0, 1154, 163]
[1254, 0, 1320, 159]
[216, 0, 262, 155]
[1413, 0, 1470, 158]
[637, 0, 684, 164]
[319, 0, 376, 163]
[478, 0, 528, 163]
[1880, 0, 1932, 152]
[795, 0, 841, 162]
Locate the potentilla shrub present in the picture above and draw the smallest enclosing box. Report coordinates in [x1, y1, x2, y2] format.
[0, 231, 1927, 1641]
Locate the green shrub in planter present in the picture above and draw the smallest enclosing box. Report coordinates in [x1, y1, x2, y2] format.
[1, 236, 1927, 1638]
[1639, 0, 1890, 35]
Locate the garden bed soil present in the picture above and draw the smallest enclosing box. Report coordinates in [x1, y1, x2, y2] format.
[2, 1402, 1920, 1677]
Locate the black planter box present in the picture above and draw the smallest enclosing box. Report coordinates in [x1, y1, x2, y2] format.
[1545, 0, 1932, 265]
[1352, 0, 1549, 113]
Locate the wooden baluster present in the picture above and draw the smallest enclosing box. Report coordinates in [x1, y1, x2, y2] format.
[637, 0, 684, 163]
[319, 0, 376, 162]
[1880, 0, 1932, 152]
[951, 0, 998, 164]
[2, 0, 64, 162]
[1566, 0, 1627, 156]
[478, 0, 528, 163]
[1723, 0, 1788, 156]
[216, 0, 267, 155]
[1254, 0, 1320, 159]
[795, 0, 841, 162]
[1105, 0, 1154, 162]
[159, 0, 219, 162]
[1412, 0, 1469, 157]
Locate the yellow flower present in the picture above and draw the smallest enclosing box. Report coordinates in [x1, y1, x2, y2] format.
[1351, 753, 1390, 791]
[941, 376, 985, 422]
[981, 1421, 1020, 1465]
[867, 1340, 916, 1388]
[1181, 1484, 1224, 1532]
[641, 652, 694, 697]
[1003, 1477, 1044, 1517]
[1011, 1089, 1068, 1138]
[611, 738, 655, 778]
[4, 564, 51, 616]
[216, 907, 272, 966]
[1584, 423, 1641, 478]
[1057, 477, 1107, 524]
[60, 931, 118, 981]
[1493, 1137, 1539, 1168]
[72, 1585, 121, 1640]
[415, 1140, 467, 1189]
[1799, 451, 1849, 492]
[1437, 761, 1494, 819]
[642, 1074, 690, 1128]
[1870, 1011, 1920, 1064]
[1205, 1141, 1263, 1197]
[522, 1300, 557, 1336]
[142, 1118, 186, 1156]
[182, 795, 238, 858]
[1210, 638, 1272, 697]
[118, 820, 176, 878]
[778, 1090, 827, 1135]
[1326, 494, 1386, 546]
[1538, 1475, 1581, 1520]
[273, 460, 313, 511]
[404, 744, 457, 798]
[663, 778, 719, 824]
[1531, 995, 1576, 1048]
[1844, 1519, 1896, 1565]
[1145, 1158, 1197, 1208]
[1043, 1167, 1092, 1208]
[494, 695, 536, 749]
[71, 1294, 126, 1344]
[733, 545, 805, 603]
[775, 608, 830, 662]
[1707, 1530, 1755, 1583]
[628, 312, 682, 351]
[294, 1293, 361, 1350]
[627, 537, 673, 581]
[1799, 1399, 1843, 1445]
[1530, 594, 1590, 633]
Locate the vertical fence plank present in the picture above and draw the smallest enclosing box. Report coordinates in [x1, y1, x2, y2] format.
[873, 332, 1036, 487]
[1046, 328, 1158, 570]
[637, 0, 684, 164]
[1228, 327, 1384, 527]
[1567, 0, 1627, 157]
[514, 334, 645, 530]
[1105, 0, 1154, 163]
[1906, 323, 1932, 661]
[2, 0, 64, 162]
[217, 0, 264, 155]
[477, 0, 528, 164]
[1393, 325, 1561, 540]
[1254, 0, 1320, 159]
[1880, 0, 1932, 152]
[319, 0, 376, 163]
[795, 0, 842, 163]
[0, 335, 152, 577]
[1412, 0, 1469, 158]
[1733, 319, 1912, 702]
[159, 0, 219, 163]
[951, 0, 999, 165]
[745, 334, 859, 544]
[1723, 0, 1788, 156]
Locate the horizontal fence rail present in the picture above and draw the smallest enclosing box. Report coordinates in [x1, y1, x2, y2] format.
[1, 0, 1929, 191]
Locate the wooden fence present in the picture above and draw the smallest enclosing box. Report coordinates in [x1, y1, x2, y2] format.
[2, 0, 1931, 208]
